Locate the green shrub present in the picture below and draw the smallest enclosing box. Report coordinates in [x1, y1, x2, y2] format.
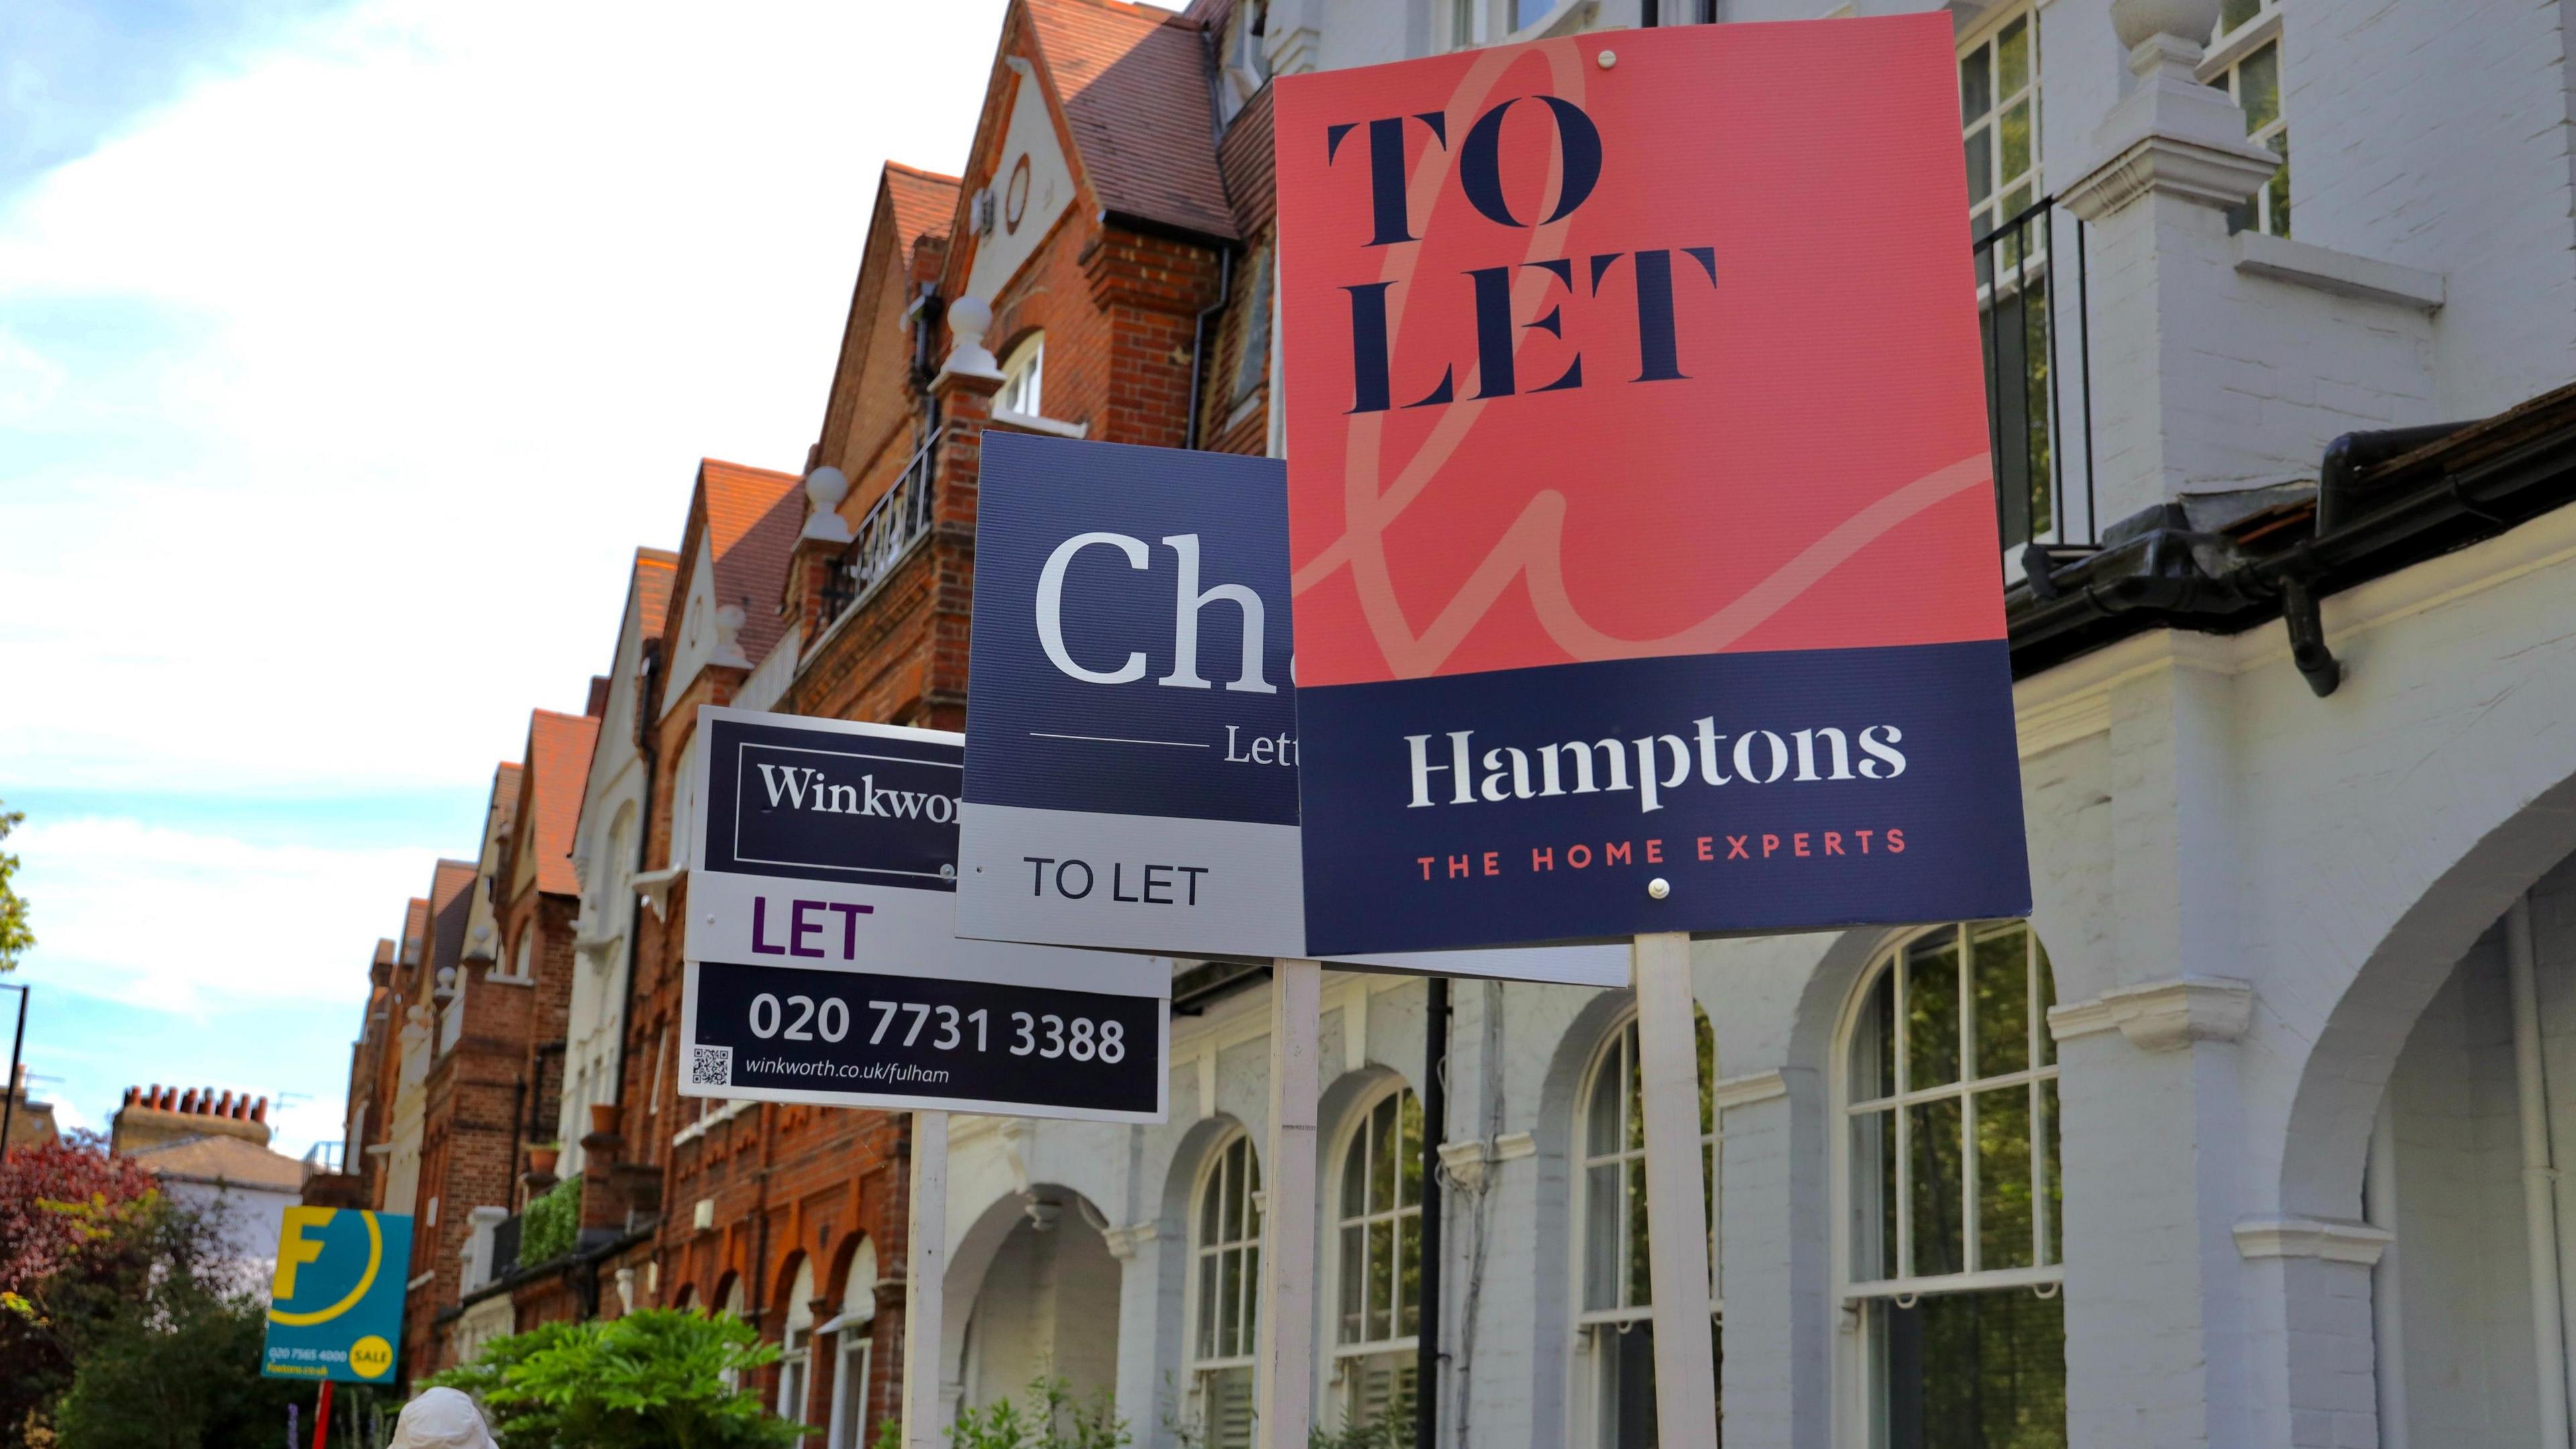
[427, 1307, 802, 1449]
[518, 1176, 581, 1267]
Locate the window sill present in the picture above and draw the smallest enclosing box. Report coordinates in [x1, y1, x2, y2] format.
[988, 408, 1087, 439]
[2233, 231, 2444, 312]
[634, 867, 685, 920]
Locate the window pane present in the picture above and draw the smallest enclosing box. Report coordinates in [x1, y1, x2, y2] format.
[1222, 1150, 1246, 1242]
[1198, 1256, 1219, 1358]
[2042, 1077, 2064, 1265]
[1854, 968, 1898, 1102]
[2035, 937, 2058, 1066]
[1965, 127, 1994, 204]
[1370, 1097, 1399, 1213]
[1908, 1097, 1965, 1278]
[1960, 44, 1992, 126]
[1589, 1038, 1626, 1157]
[2220, 0, 2260, 33]
[1907, 933, 1963, 1090]
[1397, 1212, 1422, 1338]
[1851, 1110, 1896, 1281]
[1398, 1092, 1424, 1209]
[1974, 924, 2032, 1078]
[1219, 1246, 1244, 1358]
[1342, 1129, 1368, 1218]
[1625, 1035, 1646, 1152]
[1602, 1322, 1659, 1449]
[1201, 1157, 1224, 1243]
[1876, 1291, 2069, 1448]
[1627, 1155, 1653, 1309]
[1998, 18, 2029, 95]
[1697, 1011, 1717, 1138]
[1978, 1087, 2036, 1271]
[2239, 43, 2281, 132]
[1338, 1225, 1364, 1344]
[2267, 131, 2291, 237]
[2000, 100, 2032, 186]
[1585, 1162, 1623, 1311]
[1367, 1218, 1395, 1341]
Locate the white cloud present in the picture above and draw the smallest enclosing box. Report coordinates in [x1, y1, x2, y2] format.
[0, 0, 1004, 796]
[12, 814, 427, 1014]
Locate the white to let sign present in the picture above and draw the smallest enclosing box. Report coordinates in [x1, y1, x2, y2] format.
[679, 706, 1169, 1124]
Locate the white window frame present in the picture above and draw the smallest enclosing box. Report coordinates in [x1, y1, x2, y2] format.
[1960, 2, 2043, 260]
[1185, 1130, 1263, 1449]
[1830, 922, 2063, 1448]
[778, 1258, 816, 1435]
[1325, 1082, 1424, 1433]
[2202, 0, 2287, 237]
[824, 1239, 878, 1449]
[1570, 1011, 1719, 1449]
[997, 333, 1044, 419]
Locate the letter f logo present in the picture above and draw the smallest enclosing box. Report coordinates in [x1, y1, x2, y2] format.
[273, 1206, 333, 1302]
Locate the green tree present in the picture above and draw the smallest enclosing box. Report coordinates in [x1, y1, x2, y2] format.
[50, 1265, 309, 1449]
[427, 1308, 806, 1449]
[0, 800, 30, 971]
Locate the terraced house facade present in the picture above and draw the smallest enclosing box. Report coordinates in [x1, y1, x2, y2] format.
[322, 1, 2576, 1447]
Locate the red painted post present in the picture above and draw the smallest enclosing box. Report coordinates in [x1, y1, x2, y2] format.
[311, 1381, 333, 1449]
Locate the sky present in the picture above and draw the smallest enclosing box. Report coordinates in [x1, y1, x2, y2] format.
[0, 0, 1013, 1156]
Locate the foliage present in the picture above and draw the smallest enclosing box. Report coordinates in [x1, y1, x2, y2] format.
[48, 1263, 309, 1449]
[426, 1307, 803, 1449]
[0, 1135, 162, 1445]
[877, 1377, 1128, 1449]
[0, 800, 28, 971]
[519, 1174, 582, 1266]
[1306, 1384, 1412, 1449]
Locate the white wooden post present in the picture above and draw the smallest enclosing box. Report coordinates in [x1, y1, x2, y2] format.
[902, 1108, 950, 1449]
[1257, 959, 1323, 1449]
[1632, 931, 1719, 1449]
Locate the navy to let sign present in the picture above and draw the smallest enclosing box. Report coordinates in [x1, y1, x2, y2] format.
[953, 431, 1625, 986]
[681, 706, 1168, 1124]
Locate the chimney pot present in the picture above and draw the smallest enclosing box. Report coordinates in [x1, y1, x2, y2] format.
[252, 1097, 270, 1124]
[215, 1090, 234, 1117]
[179, 1089, 198, 1114]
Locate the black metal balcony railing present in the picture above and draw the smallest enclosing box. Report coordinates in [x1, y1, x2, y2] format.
[818, 427, 943, 629]
[1976, 195, 2097, 560]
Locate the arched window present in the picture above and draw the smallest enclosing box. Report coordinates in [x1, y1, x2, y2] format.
[778, 1258, 817, 1429]
[715, 1275, 746, 1390]
[997, 332, 1044, 418]
[668, 733, 700, 870]
[511, 929, 533, 983]
[1188, 1132, 1263, 1449]
[1575, 1010, 1717, 1449]
[824, 1239, 878, 1449]
[1330, 1084, 1424, 1432]
[1839, 921, 2065, 1447]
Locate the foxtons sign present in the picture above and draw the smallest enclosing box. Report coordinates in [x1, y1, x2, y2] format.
[1273, 17, 2031, 953]
[682, 706, 1168, 1123]
[954, 431, 1625, 985]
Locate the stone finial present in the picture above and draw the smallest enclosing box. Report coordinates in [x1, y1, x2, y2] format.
[2064, 0, 2279, 221]
[936, 296, 1004, 383]
[2109, 0, 2221, 51]
[710, 602, 753, 669]
[800, 467, 854, 545]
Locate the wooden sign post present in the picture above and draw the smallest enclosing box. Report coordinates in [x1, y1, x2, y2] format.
[1256, 959, 1323, 1449]
[901, 1109, 950, 1449]
[1632, 932, 1718, 1449]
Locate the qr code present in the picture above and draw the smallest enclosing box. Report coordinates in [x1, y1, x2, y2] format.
[689, 1046, 733, 1087]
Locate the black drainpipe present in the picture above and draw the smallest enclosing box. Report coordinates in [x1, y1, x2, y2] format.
[1185, 248, 1236, 451]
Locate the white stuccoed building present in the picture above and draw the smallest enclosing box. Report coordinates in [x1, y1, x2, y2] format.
[918, 2, 2576, 1447]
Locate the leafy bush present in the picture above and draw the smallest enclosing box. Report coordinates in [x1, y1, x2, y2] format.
[879, 1377, 1128, 1449]
[519, 1175, 581, 1267]
[0, 1134, 165, 1444]
[427, 1307, 803, 1449]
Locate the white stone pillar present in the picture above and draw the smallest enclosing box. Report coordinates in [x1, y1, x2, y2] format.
[1708, 1069, 1821, 1449]
[2061, 0, 2286, 525]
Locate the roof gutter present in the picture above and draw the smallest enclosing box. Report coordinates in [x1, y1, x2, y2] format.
[2011, 409, 2576, 695]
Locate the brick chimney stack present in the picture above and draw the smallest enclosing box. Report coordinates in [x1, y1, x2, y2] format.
[111, 1081, 276, 1155]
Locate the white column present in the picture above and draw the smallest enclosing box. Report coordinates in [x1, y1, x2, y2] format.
[1632, 932, 1719, 1449]
[1256, 959, 1322, 1449]
[902, 1110, 949, 1449]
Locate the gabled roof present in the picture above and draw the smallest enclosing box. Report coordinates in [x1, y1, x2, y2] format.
[1024, 0, 1236, 242]
[129, 1132, 305, 1194]
[525, 710, 600, 898]
[634, 548, 680, 638]
[695, 460, 804, 669]
[400, 898, 429, 967]
[885, 163, 962, 272]
[425, 859, 477, 980]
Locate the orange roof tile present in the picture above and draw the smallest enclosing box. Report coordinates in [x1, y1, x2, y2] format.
[634, 548, 680, 638]
[1024, 0, 1236, 242]
[885, 163, 961, 272]
[526, 711, 600, 898]
[696, 460, 805, 669]
[400, 898, 429, 967]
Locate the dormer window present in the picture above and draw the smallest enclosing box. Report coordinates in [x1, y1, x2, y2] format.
[997, 332, 1044, 418]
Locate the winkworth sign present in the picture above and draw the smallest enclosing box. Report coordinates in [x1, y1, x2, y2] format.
[1272, 16, 2031, 953]
[682, 706, 1168, 1123]
[955, 431, 1622, 985]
